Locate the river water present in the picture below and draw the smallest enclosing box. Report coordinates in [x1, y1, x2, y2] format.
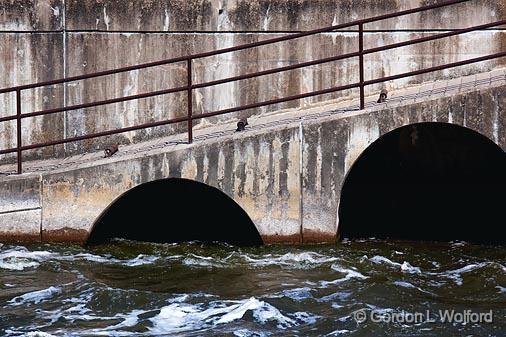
[0, 239, 504, 336]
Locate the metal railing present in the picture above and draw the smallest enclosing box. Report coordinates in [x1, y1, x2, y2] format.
[0, 0, 505, 174]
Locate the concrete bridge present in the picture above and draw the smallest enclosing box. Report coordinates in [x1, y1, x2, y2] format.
[1, 68, 505, 244]
[1, 0, 506, 245]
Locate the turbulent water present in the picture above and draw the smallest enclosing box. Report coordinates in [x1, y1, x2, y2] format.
[0, 239, 505, 336]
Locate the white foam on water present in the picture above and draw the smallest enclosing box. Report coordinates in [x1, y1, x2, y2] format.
[70, 253, 113, 263]
[249, 301, 295, 328]
[450, 241, 468, 247]
[100, 310, 146, 331]
[182, 259, 215, 267]
[68, 253, 159, 267]
[23, 332, 58, 337]
[123, 254, 159, 266]
[365, 304, 395, 314]
[496, 285, 506, 293]
[393, 281, 416, 289]
[54, 308, 147, 336]
[368, 255, 421, 274]
[431, 262, 494, 285]
[327, 329, 351, 336]
[0, 246, 161, 271]
[401, 262, 421, 274]
[8, 286, 61, 306]
[320, 264, 368, 287]
[150, 296, 297, 334]
[0, 260, 40, 271]
[273, 287, 313, 301]
[233, 329, 270, 337]
[393, 281, 435, 296]
[243, 252, 339, 268]
[292, 311, 319, 325]
[0, 247, 55, 271]
[319, 291, 352, 303]
[168, 294, 191, 303]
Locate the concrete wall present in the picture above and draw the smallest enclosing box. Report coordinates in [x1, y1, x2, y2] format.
[1, 0, 506, 162]
[0, 81, 504, 244]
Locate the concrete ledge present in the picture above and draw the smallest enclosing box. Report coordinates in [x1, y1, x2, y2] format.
[0, 209, 41, 242]
[0, 176, 41, 213]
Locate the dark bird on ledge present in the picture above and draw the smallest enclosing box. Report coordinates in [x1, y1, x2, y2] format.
[104, 143, 119, 158]
[377, 89, 388, 103]
[236, 118, 248, 132]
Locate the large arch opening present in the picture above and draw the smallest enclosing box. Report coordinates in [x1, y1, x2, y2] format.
[86, 178, 263, 246]
[338, 122, 506, 244]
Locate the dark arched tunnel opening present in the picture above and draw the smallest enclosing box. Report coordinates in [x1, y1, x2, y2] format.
[338, 122, 506, 244]
[86, 178, 263, 246]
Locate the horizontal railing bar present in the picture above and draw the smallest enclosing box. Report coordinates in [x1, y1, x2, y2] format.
[0, 56, 189, 94]
[364, 51, 506, 86]
[362, 19, 506, 55]
[191, 53, 362, 89]
[20, 85, 188, 119]
[194, 83, 362, 120]
[0, 116, 190, 155]
[0, 115, 17, 123]
[0, 0, 469, 94]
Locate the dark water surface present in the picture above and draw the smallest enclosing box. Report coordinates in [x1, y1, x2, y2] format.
[0, 240, 504, 336]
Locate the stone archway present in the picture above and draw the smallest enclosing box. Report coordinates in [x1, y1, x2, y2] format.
[338, 122, 506, 244]
[86, 178, 263, 246]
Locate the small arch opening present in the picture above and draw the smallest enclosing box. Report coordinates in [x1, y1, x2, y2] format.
[86, 178, 263, 246]
[338, 122, 506, 244]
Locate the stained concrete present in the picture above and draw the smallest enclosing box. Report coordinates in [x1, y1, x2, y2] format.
[0, 69, 503, 244]
[0, 0, 63, 31]
[1, 0, 505, 162]
[63, 0, 505, 32]
[0, 175, 41, 241]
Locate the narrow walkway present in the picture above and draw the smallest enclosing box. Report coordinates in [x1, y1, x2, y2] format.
[0, 68, 505, 178]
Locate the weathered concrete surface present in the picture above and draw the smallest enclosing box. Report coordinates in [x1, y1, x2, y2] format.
[1, 0, 506, 162]
[0, 69, 504, 244]
[0, 0, 62, 31]
[64, 0, 505, 32]
[0, 33, 65, 162]
[0, 176, 41, 241]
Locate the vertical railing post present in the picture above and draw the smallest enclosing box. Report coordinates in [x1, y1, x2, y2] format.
[187, 58, 193, 144]
[358, 23, 365, 110]
[16, 89, 22, 174]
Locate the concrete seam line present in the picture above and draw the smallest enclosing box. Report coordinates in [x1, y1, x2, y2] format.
[0, 207, 41, 216]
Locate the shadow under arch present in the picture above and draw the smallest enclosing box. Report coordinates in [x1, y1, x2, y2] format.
[86, 178, 263, 246]
[338, 122, 506, 244]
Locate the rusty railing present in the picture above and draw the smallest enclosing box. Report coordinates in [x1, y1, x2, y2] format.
[0, 0, 505, 174]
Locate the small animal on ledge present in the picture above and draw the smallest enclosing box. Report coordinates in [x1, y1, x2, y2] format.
[104, 143, 119, 158]
[377, 89, 388, 103]
[236, 118, 248, 132]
